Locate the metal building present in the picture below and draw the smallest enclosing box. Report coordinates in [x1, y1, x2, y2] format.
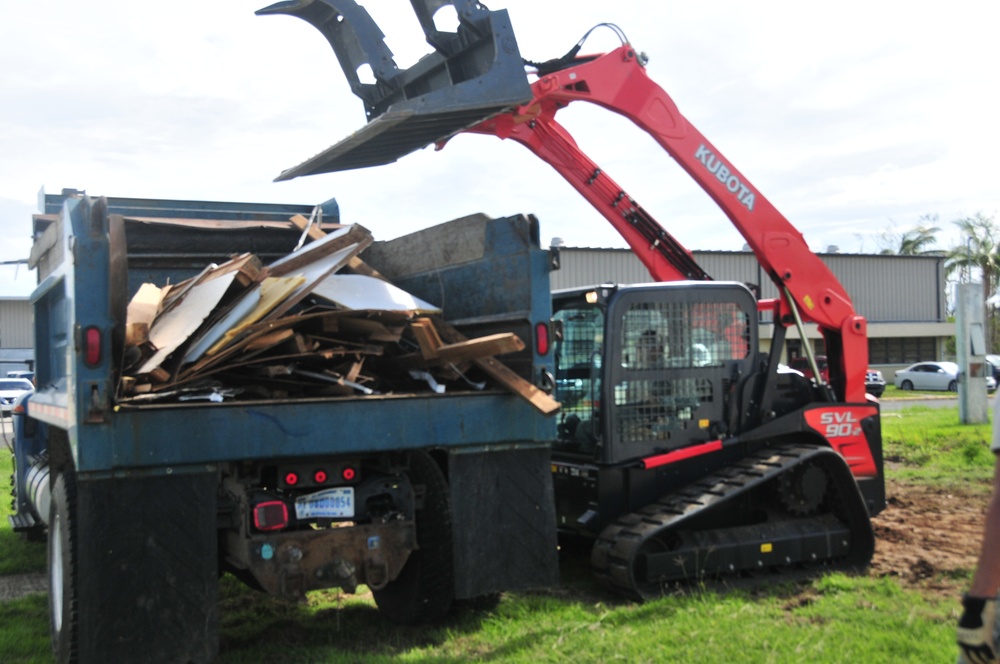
[550, 245, 951, 374]
[0, 243, 953, 379]
[0, 297, 35, 376]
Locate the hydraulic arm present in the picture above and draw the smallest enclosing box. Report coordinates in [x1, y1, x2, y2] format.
[455, 44, 869, 404]
[259, 0, 869, 403]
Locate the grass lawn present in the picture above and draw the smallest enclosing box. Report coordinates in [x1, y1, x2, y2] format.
[0, 402, 989, 663]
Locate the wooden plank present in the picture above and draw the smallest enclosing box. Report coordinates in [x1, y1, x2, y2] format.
[289, 214, 386, 281]
[126, 283, 164, 329]
[432, 319, 560, 416]
[394, 333, 524, 370]
[410, 318, 444, 360]
[268, 224, 372, 277]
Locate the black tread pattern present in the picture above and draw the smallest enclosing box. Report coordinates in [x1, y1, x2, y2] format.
[590, 445, 870, 599]
[372, 451, 454, 624]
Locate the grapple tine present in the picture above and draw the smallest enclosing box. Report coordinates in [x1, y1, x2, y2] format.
[258, 0, 531, 179]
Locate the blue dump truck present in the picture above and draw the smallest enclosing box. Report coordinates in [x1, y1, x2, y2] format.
[9, 189, 560, 663]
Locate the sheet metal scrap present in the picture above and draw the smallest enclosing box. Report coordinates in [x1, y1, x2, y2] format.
[117, 230, 526, 404]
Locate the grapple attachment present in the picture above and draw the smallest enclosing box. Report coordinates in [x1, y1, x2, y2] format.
[256, 0, 531, 180]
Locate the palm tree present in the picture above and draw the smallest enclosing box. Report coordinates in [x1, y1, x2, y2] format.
[947, 212, 1000, 351]
[876, 214, 942, 255]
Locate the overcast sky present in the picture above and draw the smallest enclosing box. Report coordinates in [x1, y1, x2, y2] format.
[2, 1, 998, 297]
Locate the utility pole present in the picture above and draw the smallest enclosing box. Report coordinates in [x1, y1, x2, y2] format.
[956, 282, 989, 424]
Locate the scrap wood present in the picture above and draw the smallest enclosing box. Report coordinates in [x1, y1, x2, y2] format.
[268, 224, 372, 277]
[431, 318, 560, 417]
[159, 253, 262, 315]
[203, 275, 307, 357]
[135, 271, 241, 375]
[127, 282, 164, 329]
[265, 240, 373, 320]
[392, 331, 525, 370]
[288, 214, 385, 280]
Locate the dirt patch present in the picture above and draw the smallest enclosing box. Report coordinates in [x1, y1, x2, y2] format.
[0, 572, 47, 602]
[869, 478, 990, 599]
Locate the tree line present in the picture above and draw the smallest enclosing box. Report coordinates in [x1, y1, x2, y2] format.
[873, 212, 999, 352]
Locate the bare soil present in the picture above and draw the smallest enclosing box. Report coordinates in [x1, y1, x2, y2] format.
[869, 477, 990, 599]
[0, 572, 47, 603]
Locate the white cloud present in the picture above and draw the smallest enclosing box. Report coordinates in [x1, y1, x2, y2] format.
[1, 0, 998, 296]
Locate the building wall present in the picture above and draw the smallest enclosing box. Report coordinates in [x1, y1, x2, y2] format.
[0, 298, 35, 375]
[552, 248, 947, 323]
[551, 247, 953, 376]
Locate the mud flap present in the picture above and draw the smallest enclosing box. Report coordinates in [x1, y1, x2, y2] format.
[71, 470, 218, 663]
[448, 446, 559, 599]
[256, 0, 531, 178]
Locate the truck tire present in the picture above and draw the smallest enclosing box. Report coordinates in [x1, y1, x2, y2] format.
[372, 451, 454, 625]
[48, 471, 79, 664]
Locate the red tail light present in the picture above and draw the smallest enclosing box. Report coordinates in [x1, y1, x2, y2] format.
[342, 466, 356, 481]
[83, 326, 102, 367]
[284, 472, 299, 486]
[313, 469, 328, 484]
[535, 322, 550, 355]
[253, 501, 289, 531]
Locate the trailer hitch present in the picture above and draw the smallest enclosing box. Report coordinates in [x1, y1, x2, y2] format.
[257, 0, 531, 179]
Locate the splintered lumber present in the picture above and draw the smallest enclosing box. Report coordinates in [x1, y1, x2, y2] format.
[289, 214, 386, 280]
[203, 276, 306, 357]
[127, 283, 165, 329]
[411, 317, 445, 360]
[268, 224, 372, 277]
[265, 242, 373, 320]
[430, 319, 560, 416]
[393, 332, 525, 370]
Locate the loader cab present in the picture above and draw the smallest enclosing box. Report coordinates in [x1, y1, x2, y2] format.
[553, 282, 758, 466]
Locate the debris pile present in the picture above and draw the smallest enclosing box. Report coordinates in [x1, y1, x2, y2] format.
[118, 220, 552, 412]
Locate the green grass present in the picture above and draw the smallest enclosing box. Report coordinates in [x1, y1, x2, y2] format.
[0, 449, 46, 576]
[210, 573, 957, 662]
[0, 405, 989, 662]
[0, 594, 50, 663]
[881, 403, 996, 483]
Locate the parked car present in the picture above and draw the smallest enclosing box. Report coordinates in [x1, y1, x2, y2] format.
[5, 370, 34, 382]
[788, 355, 886, 397]
[893, 361, 997, 392]
[0, 378, 34, 416]
[865, 368, 887, 398]
[986, 355, 1000, 382]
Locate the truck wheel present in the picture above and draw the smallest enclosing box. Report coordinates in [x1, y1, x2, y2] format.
[48, 471, 79, 664]
[372, 451, 454, 625]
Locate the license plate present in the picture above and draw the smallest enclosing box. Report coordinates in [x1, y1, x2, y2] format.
[294, 487, 355, 519]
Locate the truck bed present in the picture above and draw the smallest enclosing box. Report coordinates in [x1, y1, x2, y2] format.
[28, 193, 555, 472]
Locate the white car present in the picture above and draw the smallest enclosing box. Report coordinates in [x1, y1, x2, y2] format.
[893, 361, 997, 392]
[0, 378, 34, 415]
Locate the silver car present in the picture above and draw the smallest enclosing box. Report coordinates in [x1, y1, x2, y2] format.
[893, 361, 997, 392]
[0, 378, 33, 415]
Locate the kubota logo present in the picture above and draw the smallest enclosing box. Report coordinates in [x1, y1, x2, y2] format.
[695, 144, 756, 211]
